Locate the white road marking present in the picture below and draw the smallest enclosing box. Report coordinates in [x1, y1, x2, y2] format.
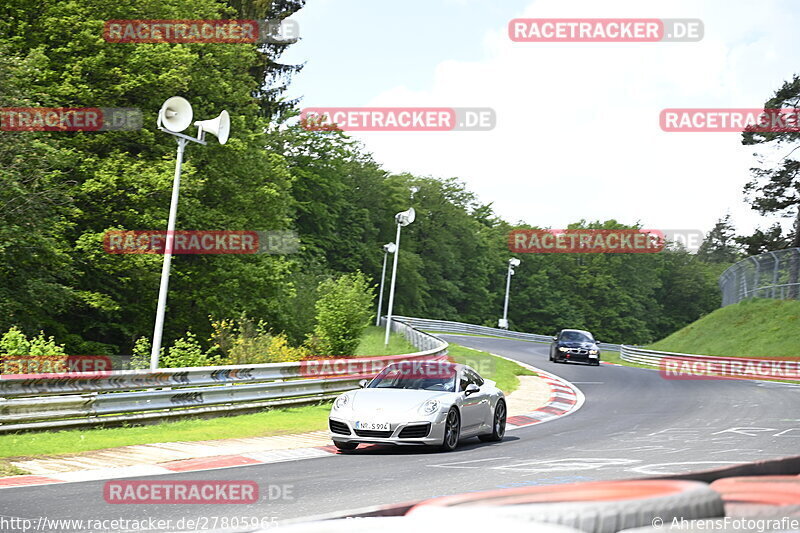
[428, 457, 512, 469]
[646, 428, 702, 437]
[773, 428, 800, 437]
[629, 461, 741, 475]
[709, 448, 763, 455]
[710, 427, 777, 436]
[491, 457, 640, 473]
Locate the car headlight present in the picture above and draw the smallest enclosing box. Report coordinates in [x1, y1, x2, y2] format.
[589, 349, 598, 355]
[420, 399, 439, 415]
[333, 394, 350, 410]
[558, 347, 569, 352]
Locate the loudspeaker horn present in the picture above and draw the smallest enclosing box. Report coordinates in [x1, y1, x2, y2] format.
[395, 207, 416, 227]
[158, 97, 193, 133]
[194, 110, 230, 145]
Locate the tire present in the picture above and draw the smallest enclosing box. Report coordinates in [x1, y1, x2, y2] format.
[479, 399, 506, 442]
[710, 476, 800, 516]
[407, 480, 724, 533]
[439, 407, 461, 452]
[334, 441, 358, 451]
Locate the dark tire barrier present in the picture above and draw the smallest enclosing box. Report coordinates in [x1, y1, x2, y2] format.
[406, 480, 724, 533]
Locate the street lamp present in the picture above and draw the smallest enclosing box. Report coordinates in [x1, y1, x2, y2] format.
[375, 242, 397, 326]
[150, 96, 231, 371]
[384, 208, 416, 346]
[499, 258, 521, 329]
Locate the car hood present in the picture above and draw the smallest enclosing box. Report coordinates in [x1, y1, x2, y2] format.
[559, 341, 598, 349]
[350, 388, 451, 414]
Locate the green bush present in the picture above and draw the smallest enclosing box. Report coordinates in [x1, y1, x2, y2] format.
[160, 332, 214, 368]
[309, 272, 375, 355]
[1, 326, 67, 357]
[210, 316, 310, 365]
[0, 326, 67, 374]
[129, 337, 157, 370]
[0, 327, 34, 356]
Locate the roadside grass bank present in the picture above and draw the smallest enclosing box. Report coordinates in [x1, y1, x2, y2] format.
[447, 344, 536, 392]
[353, 326, 417, 356]
[599, 349, 655, 370]
[648, 299, 800, 358]
[0, 343, 532, 467]
[426, 330, 542, 342]
[0, 461, 27, 476]
[0, 404, 332, 460]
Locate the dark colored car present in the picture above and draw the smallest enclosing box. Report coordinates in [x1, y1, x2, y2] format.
[549, 329, 600, 366]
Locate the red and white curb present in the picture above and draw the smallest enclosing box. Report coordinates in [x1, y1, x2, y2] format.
[0, 360, 584, 489]
[0, 447, 337, 489]
[492, 354, 585, 430]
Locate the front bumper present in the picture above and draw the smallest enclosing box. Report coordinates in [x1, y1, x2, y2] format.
[329, 411, 448, 446]
[557, 350, 600, 363]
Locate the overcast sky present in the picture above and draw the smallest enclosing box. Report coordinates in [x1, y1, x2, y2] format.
[282, 0, 798, 236]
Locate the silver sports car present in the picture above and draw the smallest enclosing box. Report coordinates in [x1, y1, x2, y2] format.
[328, 361, 506, 452]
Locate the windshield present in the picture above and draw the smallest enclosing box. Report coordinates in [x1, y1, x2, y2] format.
[560, 331, 594, 343]
[367, 363, 457, 391]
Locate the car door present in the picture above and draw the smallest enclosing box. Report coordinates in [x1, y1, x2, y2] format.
[459, 369, 490, 434]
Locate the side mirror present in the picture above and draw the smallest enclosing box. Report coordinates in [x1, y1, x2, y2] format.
[464, 383, 480, 396]
[358, 379, 369, 388]
[552, 335, 558, 341]
[596, 341, 601, 346]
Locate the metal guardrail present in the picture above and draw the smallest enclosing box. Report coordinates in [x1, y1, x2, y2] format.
[620, 345, 683, 367]
[392, 316, 623, 351]
[384, 317, 447, 351]
[396, 317, 795, 383]
[0, 321, 448, 432]
[719, 247, 800, 306]
[620, 345, 799, 381]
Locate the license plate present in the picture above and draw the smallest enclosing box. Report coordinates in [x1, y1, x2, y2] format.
[355, 421, 391, 431]
[589, 354, 599, 358]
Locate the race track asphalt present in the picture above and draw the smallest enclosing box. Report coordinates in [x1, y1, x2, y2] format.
[2, 334, 798, 531]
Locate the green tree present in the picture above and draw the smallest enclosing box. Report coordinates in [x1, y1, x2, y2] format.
[697, 215, 740, 264]
[0, 44, 76, 337]
[0, 0, 303, 353]
[736, 223, 792, 256]
[742, 75, 800, 296]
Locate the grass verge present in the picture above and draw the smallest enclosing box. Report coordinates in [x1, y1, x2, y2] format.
[425, 330, 543, 342]
[599, 349, 655, 370]
[354, 326, 418, 356]
[447, 344, 536, 393]
[0, 404, 332, 459]
[0, 460, 28, 476]
[648, 299, 800, 358]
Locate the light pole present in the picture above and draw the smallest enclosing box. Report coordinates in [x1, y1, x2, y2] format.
[500, 258, 521, 329]
[150, 97, 230, 371]
[384, 208, 416, 346]
[375, 242, 397, 326]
